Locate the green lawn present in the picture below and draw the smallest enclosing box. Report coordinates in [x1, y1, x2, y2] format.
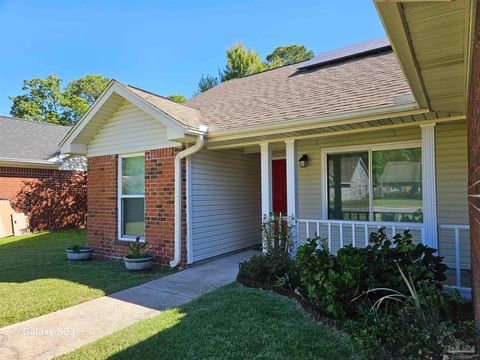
[0, 229, 170, 327]
[59, 284, 359, 360]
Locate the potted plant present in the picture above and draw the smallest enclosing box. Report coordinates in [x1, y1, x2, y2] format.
[124, 235, 154, 271]
[66, 244, 94, 261]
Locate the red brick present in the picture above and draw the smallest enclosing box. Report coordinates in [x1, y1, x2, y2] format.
[87, 147, 187, 267]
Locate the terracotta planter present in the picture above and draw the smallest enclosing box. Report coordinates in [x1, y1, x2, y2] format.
[66, 247, 94, 261]
[124, 256, 154, 271]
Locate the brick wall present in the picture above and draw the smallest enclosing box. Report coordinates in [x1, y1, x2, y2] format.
[0, 167, 57, 202]
[0, 166, 87, 231]
[87, 147, 187, 267]
[468, 4, 480, 321]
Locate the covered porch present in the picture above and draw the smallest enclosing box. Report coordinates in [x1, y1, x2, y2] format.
[209, 116, 470, 295]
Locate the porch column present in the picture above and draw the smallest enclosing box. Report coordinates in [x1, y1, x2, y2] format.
[260, 142, 272, 217]
[421, 123, 438, 250]
[285, 140, 297, 218]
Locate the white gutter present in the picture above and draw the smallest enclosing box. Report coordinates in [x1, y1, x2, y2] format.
[170, 129, 207, 268]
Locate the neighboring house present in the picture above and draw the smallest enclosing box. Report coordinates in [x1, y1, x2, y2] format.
[61, 0, 474, 300]
[0, 116, 87, 237]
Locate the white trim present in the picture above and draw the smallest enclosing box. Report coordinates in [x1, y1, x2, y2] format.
[60, 81, 205, 155]
[170, 134, 206, 268]
[260, 142, 273, 216]
[321, 140, 423, 223]
[207, 103, 424, 140]
[0, 157, 60, 169]
[421, 123, 438, 249]
[117, 152, 145, 242]
[285, 140, 297, 218]
[186, 156, 194, 264]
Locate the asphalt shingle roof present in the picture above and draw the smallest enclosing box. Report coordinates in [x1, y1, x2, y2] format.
[184, 49, 412, 131]
[0, 116, 71, 161]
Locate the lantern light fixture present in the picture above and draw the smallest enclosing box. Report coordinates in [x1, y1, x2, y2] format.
[299, 154, 309, 168]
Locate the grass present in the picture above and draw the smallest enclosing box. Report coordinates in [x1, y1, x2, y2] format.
[59, 284, 360, 360]
[0, 229, 170, 327]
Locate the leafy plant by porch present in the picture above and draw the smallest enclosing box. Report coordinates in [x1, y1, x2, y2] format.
[237, 226, 476, 359]
[0, 230, 170, 327]
[59, 284, 358, 360]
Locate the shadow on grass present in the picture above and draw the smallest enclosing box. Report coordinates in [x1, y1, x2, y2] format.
[0, 229, 170, 296]
[61, 284, 359, 360]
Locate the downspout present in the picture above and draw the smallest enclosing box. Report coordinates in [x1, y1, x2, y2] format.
[170, 131, 207, 268]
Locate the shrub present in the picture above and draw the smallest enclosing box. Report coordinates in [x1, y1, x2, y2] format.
[344, 276, 477, 359]
[294, 228, 448, 318]
[238, 253, 293, 285]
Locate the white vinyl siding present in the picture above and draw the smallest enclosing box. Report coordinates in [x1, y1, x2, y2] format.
[87, 101, 178, 157]
[435, 121, 469, 269]
[190, 149, 261, 262]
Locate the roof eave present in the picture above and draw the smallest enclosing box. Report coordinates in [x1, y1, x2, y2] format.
[0, 157, 60, 169]
[374, 1, 431, 110]
[207, 101, 426, 143]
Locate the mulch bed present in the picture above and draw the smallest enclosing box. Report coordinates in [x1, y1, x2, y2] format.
[236, 274, 342, 330]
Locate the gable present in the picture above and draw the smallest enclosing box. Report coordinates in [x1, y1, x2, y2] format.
[87, 100, 178, 156]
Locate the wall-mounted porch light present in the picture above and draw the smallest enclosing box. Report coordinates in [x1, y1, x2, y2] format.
[298, 154, 309, 168]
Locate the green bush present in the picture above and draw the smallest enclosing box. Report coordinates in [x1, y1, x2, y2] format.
[344, 282, 477, 359]
[238, 253, 293, 285]
[294, 228, 448, 318]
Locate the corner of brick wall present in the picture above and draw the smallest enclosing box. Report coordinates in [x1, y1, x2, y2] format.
[87, 147, 187, 268]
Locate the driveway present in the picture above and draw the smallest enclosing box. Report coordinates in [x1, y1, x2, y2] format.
[0, 250, 257, 360]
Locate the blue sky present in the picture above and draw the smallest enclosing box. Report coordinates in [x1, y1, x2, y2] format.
[0, 0, 385, 116]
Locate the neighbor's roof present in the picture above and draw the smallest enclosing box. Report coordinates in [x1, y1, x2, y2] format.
[0, 116, 71, 162]
[184, 47, 413, 132]
[380, 161, 422, 183]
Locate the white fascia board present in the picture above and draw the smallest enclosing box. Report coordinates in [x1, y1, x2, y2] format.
[0, 157, 60, 169]
[207, 102, 426, 143]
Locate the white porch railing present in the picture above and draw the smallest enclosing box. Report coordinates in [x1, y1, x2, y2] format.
[296, 219, 471, 296]
[438, 224, 471, 297]
[297, 219, 424, 250]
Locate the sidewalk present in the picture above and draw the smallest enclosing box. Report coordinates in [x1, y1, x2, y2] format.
[0, 250, 257, 360]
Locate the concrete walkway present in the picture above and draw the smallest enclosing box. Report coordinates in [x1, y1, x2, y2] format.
[0, 250, 257, 360]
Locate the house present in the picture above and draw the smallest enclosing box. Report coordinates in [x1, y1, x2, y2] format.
[0, 116, 87, 236]
[61, 0, 475, 302]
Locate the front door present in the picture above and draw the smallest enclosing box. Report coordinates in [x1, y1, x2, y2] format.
[272, 159, 287, 214]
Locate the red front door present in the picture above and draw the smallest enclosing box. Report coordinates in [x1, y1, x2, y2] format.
[272, 159, 287, 214]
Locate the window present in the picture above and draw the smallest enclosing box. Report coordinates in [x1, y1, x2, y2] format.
[326, 145, 422, 223]
[118, 154, 145, 239]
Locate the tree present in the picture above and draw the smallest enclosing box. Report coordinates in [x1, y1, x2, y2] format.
[10, 75, 65, 124]
[167, 94, 187, 103]
[221, 44, 265, 81]
[265, 45, 314, 67]
[10, 74, 110, 125]
[65, 74, 109, 105]
[195, 74, 220, 95]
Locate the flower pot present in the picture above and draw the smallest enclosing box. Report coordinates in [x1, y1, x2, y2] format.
[124, 256, 154, 271]
[66, 247, 94, 261]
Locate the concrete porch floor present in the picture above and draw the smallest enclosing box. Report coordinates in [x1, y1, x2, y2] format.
[0, 249, 258, 360]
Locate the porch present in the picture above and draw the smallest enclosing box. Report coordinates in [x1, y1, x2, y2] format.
[212, 119, 470, 296]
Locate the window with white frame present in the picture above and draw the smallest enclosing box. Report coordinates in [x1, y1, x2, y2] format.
[326, 144, 423, 223]
[118, 154, 145, 239]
